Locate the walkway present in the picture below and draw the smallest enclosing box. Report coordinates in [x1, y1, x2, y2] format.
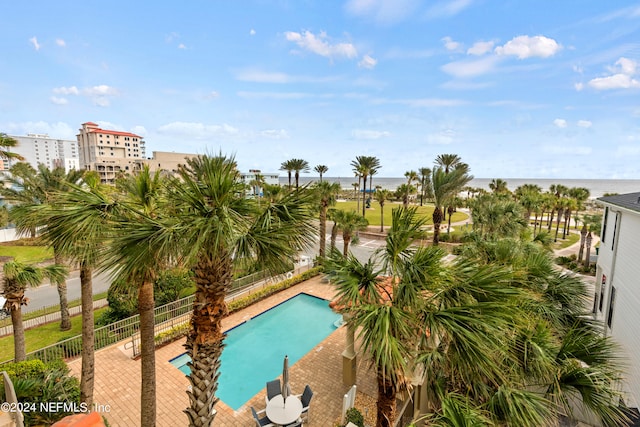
[67, 276, 377, 426]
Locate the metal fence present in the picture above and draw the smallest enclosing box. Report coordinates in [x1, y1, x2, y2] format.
[1, 263, 313, 365]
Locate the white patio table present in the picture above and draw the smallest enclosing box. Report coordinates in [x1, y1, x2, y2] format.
[265, 394, 303, 426]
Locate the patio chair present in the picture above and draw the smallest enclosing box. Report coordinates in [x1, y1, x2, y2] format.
[284, 419, 303, 427]
[251, 406, 275, 427]
[297, 384, 314, 424]
[265, 379, 282, 404]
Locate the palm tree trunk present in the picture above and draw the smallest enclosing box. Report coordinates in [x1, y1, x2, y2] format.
[343, 234, 351, 256]
[432, 207, 443, 245]
[185, 252, 231, 427]
[533, 213, 538, 237]
[319, 207, 327, 258]
[548, 209, 555, 232]
[80, 262, 95, 407]
[562, 210, 571, 239]
[380, 205, 384, 233]
[447, 206, 454, 236]
[362, 175, 368, 217]
[554, 209, 562, 242]
[11, 305, 26, 362]
[376, 373, 396, 427]
[356, 177, 361, 213]
[139, 279, 156, 427]
[54, 252, 71, 331]
[330, 223, 338, 251]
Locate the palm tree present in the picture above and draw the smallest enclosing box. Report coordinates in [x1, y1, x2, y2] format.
[314, 164, 328, 182]
[374, 189, 390, 232]
[2, 262, 67, 361]
[283, 158, 310, 189]
[4, 164, 87, 331]
[404, 170, 418, 205]
[104, 165, 173, 427]
[22, 173, 115, 407]
[434, 153, 463, 174]
[315, 181, 341, 259]
[166, 154, 315, 426]
[279, 159, 295, 189]
[468, 194, 527, 240]
[0, 133, 25, 162]
[368, 156, 381, 197]
[418, 167, 432, 206]
[351, 156, 380, 217]
[332, 210, 368, 255]
[431, 166, 472, 245]
[488, 178, 509, 194]
[396, 183, 416, 208]
[568, 187, 590, 230]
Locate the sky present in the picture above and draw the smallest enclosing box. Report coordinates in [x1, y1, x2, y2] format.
[1, 1, 640, 179]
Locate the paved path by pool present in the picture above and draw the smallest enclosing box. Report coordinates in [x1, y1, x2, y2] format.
[68, 276, 377, 426]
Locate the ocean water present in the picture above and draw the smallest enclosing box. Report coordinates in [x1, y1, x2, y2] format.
[281, 177, 640, 199]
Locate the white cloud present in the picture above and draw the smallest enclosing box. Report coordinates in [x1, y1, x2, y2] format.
[441, 36, 462, 51]
[351, 129, 391, 139]
[131, 126, 147, 136]
[260, 129, 289, 139]
[588, 74, 640, 90]
[236, 70, 291, 83]
[166, 32, 179, 43]
[426, 0, 475, 18]
[426, 129, 456, 144]
[574, 82, 584, 91]
[441, 55, 501, 78]
[83, 85, 117, 96]
[544, 145, 592, 155]
[441, 80, 492, 90]
[553, 118, 567, 128]
[207, 91, 220, 99]
[250, 29, 256, 36]
[284, 30, 358, 60]
[615, 145, 640, 156]
[467, 40, 494, 56]
[50, 96, 68, 105]
[358, 55, 378, 69]
[53, 86, 80, 95]
[158, 122, 239, 139]
[588, 57, 640, 90]
[577, 120, 592, 128]
[374, 97, 466, 107]
[29, 36, 40, 51]
[572, 64, 583, 74]
[178, 43, 186, 49]
[2, 121, 75, 139]
[96, 121, 125, 131]
[495, 35, 561, 59]
[344, 0, 420, 24]
[55, 39, 66, 47]
[237, 91, 312, 100]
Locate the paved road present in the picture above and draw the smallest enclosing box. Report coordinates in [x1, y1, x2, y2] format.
[23, 270, 112, 314]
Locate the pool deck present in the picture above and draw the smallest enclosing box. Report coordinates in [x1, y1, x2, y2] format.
[67, 276, 377, 426]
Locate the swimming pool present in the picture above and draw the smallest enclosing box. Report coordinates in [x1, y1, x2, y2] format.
[169, 292, 342, 410]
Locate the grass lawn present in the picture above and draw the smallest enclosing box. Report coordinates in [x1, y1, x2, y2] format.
[0, 244, 53, 263]
[0, 307, 109, 362]
[553, 230, 581, 249]
[335, 201, 469, 227]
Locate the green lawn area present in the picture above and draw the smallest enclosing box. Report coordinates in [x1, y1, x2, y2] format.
[0, 307, 109, 362]
[0, 244, 53, 263]
[553, 230, 581, 250]
[334, 201, 468, 227]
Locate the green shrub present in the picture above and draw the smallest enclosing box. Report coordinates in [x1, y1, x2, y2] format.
[345, 407, 365, 427]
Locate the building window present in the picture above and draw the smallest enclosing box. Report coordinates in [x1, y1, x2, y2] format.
[611, 212, 619, 250]
[599, 274, 606, 312]
[606, 286, 616, 329]
[601, 207, 609, 243]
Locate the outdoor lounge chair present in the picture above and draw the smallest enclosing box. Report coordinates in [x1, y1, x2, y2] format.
[265, 379, 282, 404]
[284, 420, 303, 427]
[297, 384, 314, 424]
[251, 406, 275, 427]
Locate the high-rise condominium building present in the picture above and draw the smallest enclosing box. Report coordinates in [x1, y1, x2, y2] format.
[5, 133, 79, 173]
[77, 122, 146, 184]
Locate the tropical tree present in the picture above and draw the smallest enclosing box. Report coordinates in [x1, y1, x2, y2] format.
[315, 181, 341, 259]
[0, 133, 25, 162]
[404, 170, 418, 205]
[374, 189, 390, 232]
[396, 183, 417, 208]
[418, 167, 432, 206]
[488, 178, 510, 195]
[4, 164, 87, 330]
[18, 173, 115, 407]
[568, 187, 590, 230]
[431, 165, 472, 245]
[283, 158, 310, 189]
[2, 262, 67, 361]
[165, 154, 315, 426]
[279, 159, 294, 189]
[332, 209, 368, 255]
[434, 153, 463, 173]
[314, 164, 328, 182]
[468, 194, 527, 240]
[351, 156, 380, 217]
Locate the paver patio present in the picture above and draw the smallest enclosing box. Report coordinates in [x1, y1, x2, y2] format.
[67, 276, 377, 426]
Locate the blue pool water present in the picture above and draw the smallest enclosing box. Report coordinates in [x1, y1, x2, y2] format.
[169, 293, 341, 410]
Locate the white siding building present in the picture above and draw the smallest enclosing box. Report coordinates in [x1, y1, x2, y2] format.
[595, 192, 640, 417]
[7, 133, 79, 173]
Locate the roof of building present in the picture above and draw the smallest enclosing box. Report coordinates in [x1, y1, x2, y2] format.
[88, 128, 143, 139]
[597, 192, 640, 213]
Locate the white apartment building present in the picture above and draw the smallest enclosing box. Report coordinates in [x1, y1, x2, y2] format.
[77, 122, 146, 184]
[240, 169, 280, 196]
[6, 133, 79, 173]
[594, 192, 640, 419]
